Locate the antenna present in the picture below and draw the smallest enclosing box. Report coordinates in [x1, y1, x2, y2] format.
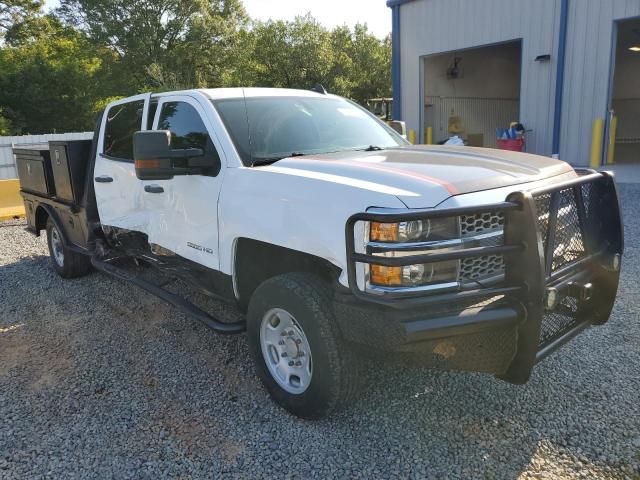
[311, 84, 327, 95]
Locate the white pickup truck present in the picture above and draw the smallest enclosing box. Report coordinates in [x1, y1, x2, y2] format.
[15, 88, 623, 419]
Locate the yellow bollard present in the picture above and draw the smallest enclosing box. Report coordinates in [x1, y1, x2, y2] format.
[589, 118, 604, 169]
[607, 115, 618, 165]
[425, 127, 433, 145]
[408, 129, 416, 145]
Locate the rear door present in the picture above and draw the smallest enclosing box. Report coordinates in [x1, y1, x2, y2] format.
[94, 94, 151, 230]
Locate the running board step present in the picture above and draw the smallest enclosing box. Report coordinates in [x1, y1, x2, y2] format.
[91, 256, 246, 335]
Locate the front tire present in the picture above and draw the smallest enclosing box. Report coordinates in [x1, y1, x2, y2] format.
[46, 218, 92, 278]
[247, 273, 363, 419]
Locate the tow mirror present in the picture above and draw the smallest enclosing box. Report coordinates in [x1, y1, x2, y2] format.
[133, 130, 204, 181]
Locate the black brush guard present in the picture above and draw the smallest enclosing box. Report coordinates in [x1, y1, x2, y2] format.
[345, 171, 623, 384]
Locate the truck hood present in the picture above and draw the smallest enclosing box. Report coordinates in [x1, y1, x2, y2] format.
[259, 145, 575, 208]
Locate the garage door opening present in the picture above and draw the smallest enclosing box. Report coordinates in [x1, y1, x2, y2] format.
[422, 41, 522, 149]
[609, 18, 640, 164]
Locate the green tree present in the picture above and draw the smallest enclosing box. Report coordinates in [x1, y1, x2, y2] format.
[238, 16, 391, 103]
[0, 0, 41, 35]
[0, 108, 12, 135]
[0, 4, 392, 134]
[57, 0, 248, 91]
[248, 15, 334, 90]
[342, 25, 391, 103]
[0, 17, 113, 133]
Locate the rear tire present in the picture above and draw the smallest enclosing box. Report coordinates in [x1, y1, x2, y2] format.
[46, 217, 92, 278]
[247, 272, 364, 419]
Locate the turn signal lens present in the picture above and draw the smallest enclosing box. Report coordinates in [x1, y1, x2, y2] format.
[370, 265, 402, 286]
[135, 159, 161, 169]
[370, 222, 399, 242]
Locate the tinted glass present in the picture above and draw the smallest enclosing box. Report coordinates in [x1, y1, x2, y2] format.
[213, 96, 406, 165]
[103, 100, 144, 160]
[158, 101, 211, 151]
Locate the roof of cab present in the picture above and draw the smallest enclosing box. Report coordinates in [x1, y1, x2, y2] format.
[145, 87, 332, 101]
[199, 87, 330, 100]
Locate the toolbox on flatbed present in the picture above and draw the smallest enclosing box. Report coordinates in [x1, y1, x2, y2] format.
[15, 147, 55, 197]
[49, 140, 92, 204]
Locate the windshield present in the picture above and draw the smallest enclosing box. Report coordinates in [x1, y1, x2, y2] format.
[212, 96, 407, 166]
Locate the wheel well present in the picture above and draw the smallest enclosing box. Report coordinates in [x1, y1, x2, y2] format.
[234, 238, 340, 311]
[35, 205, 50, 234]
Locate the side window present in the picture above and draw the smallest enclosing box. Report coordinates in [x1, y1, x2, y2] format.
[158, 101, 211, 151]
[158, 101, 221, 176]
[103, 100, 144, 161]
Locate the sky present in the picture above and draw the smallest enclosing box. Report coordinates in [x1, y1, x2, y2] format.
[241, 0, 391, 38]
[44, 0, 392, 39]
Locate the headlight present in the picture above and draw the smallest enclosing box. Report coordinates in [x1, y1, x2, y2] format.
[370, 217, 458, 243]
[370, 260, 459, 287]
[368, 215, 461, 288]
[364, 209, 505, 292]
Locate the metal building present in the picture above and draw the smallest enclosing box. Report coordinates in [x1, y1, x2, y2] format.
[388, 0, 640, 167]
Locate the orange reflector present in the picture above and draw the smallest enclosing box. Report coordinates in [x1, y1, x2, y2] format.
[370, 264, 402, 286]
[370, 222, 399, 242]
[135, 159, 161, 169]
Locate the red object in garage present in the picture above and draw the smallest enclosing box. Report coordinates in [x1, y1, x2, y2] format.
[497, 138, 525, 152]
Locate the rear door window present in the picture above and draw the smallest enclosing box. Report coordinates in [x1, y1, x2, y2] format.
[103, 100, 144, 161]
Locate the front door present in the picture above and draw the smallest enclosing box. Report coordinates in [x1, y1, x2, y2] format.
[140, 94, 226, 271]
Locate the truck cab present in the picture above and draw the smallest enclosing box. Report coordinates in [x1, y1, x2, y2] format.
[16, 88, 623, 419]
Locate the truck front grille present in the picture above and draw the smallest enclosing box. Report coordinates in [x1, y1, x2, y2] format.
[460, 254, 505, 282]
[461, 212, 504, 237]
[459, 212, 506, 283]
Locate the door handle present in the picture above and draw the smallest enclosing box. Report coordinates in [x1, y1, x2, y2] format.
[144, 185, 164, 194]
[95, 175, 113, 183]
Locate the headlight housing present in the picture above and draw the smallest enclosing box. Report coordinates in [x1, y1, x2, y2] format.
[366, 213, 504, 290]
[370, 217, 458, 243]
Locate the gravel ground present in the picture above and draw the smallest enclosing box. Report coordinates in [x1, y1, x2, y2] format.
[1, 185, 639, 480]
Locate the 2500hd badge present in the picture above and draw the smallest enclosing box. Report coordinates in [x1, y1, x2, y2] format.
[187, 242, 214, 255]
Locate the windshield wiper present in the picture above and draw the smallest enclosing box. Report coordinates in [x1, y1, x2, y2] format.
[251, 152, 308, 167]
[347, 145, 385, 152]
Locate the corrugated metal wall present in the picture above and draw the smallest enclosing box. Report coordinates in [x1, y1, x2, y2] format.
[560, 0, 640, 165]
[0, 132, 93, 179]
[398, 0, 640, 166]
[399, 0, 561, 157]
